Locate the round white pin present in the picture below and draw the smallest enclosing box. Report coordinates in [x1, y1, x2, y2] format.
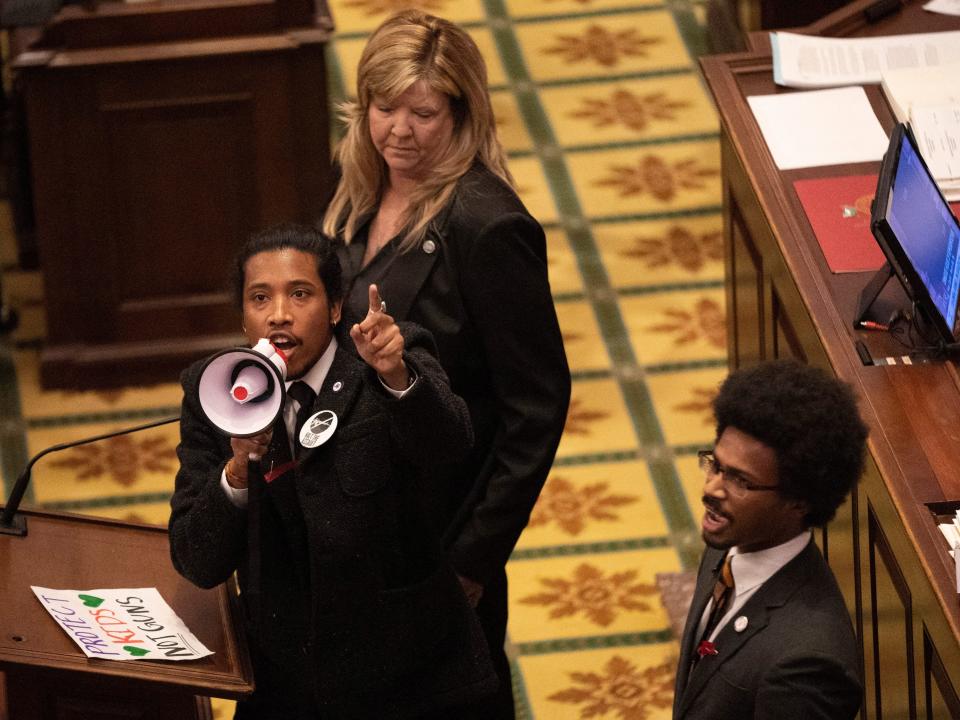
[332, 381, 343, 392]
[422, 239, 436, 254]
[734, 616, 748, 633]
[299, 410, 338, 448]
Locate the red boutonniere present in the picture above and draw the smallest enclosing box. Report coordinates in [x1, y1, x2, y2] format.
[697, 640, 718, 658]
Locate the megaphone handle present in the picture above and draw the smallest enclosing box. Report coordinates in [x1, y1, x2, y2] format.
[245, 456, 265, 625]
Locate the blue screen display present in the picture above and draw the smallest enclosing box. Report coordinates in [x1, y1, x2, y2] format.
[887, 134, 960, 333]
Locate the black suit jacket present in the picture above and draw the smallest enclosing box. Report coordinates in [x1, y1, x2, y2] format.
[674, 539, 862, 720]
[336, 163, 571, 584]
[169, 327, 496, 717]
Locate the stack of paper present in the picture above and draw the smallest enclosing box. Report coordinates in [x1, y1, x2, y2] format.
[912, 105, 960, 201]
[941, 515, 960, 593]
[881, 63, 960, 123]
[771, 30, 960, 89]
[881, 64, 960, 201]
[924, 0, 960, 15]
[939, 518, 960, 550]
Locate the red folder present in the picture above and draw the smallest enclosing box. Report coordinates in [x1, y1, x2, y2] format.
[794, 175, 885, 274]
[794, 175, 960, 274]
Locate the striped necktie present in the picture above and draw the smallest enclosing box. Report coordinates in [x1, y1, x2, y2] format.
[701, 555, 734, 642]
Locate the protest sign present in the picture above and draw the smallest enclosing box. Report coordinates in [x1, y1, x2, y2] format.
[32, 586, 213, 661]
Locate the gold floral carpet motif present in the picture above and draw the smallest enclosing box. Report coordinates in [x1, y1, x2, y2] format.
[0, 1, 725, 718]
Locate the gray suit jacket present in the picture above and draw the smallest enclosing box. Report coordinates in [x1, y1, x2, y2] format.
[673, 539, 862, 719]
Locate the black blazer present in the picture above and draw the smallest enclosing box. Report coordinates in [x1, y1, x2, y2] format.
[674, 539, 862, 720]
[169, 326, 496, 717]
[337, 163, 571, 584]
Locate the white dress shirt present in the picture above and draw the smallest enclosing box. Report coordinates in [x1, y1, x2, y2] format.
[698, 530, 811, 642]
[220, 337, 415, 507]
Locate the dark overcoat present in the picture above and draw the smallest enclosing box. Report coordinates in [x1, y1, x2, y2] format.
[337, 163, 572, 585]
[169, 326, 496, 717]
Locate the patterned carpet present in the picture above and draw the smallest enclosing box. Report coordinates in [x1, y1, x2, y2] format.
[0, 1, 727, 718]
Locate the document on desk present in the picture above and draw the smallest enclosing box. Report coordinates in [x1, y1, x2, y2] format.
[747, 87, 888, 170]
[925, 0, 960, 15]
[911, 103, 960, 200]
[772, 30, 960, 88]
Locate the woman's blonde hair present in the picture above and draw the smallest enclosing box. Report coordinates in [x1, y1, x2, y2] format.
[322, 10, 512, 252]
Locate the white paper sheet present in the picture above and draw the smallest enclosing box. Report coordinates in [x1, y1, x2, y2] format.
[956, 541, 960, 591]
[747, 87, 889, 170]
[772, 30, 960, 88]
[925, 0, 960, 16]
[32, 586, 214, 661]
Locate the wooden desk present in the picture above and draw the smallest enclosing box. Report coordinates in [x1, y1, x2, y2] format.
[13, 0, 334, 389]
[701, 2, 960, 717]
[0, 509, 254, 718]
[704, 0, 853, 51]
[736, 0, 854, 31]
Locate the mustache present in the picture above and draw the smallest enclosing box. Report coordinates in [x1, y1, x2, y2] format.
[702, 496, 729, 519]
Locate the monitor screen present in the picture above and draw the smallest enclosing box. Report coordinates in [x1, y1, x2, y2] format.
[872, 124, 960, 342]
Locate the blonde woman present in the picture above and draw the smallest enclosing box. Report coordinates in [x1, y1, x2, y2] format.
[323, 10, 570, 719]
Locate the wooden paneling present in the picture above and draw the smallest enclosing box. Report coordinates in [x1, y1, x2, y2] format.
[704, 0, 854, 53]
[751, 0, 854, 29]
[14, 6, 332, 388]
[727, 195, 762, 365]
[101, 94, 257, 341]
[771, 289, 805, 362]
[870, 503, 915, 720]
[824, 483, 861, 641]
[41, 0, 319, 50]
[924, 626, 960, 720]
[5, 668, 205, 719]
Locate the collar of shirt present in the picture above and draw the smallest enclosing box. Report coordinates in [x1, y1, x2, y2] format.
[727, 530, 811, 595]
[287, 337, 338, 397]
[699, 531, 811, 642]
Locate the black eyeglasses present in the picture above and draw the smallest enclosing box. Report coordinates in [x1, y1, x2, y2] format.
[697, 451, 780, 499]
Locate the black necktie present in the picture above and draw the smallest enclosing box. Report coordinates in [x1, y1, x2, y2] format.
[286, 381, 316, 455]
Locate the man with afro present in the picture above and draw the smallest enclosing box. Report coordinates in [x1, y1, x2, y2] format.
[674, 360, 868, 720]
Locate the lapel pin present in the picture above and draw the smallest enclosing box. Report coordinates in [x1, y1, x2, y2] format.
[696, 640, 718, 658]
[422, 239, 436, 254]
[332, 381, 343, 392]
[299, 410, 338, 448]
[734, 616, 748, 633]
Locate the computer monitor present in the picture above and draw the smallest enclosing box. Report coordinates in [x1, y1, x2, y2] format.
[868, 123, 960, 344]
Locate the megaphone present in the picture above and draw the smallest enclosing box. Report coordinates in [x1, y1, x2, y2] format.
[197, 338, 288, 437]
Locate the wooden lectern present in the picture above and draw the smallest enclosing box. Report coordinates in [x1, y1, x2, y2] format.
[0, 508, 254, 719]
[11, 0, 335, 390]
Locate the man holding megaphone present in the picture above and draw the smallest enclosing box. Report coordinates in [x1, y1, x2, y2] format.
[169, 225, 496, 719]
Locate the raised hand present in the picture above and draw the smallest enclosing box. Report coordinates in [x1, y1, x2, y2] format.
[349, 284, 410, 391]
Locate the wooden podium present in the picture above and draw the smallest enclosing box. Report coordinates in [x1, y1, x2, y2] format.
[11, 0, 335, 390]
[0, 509, 254, 718]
